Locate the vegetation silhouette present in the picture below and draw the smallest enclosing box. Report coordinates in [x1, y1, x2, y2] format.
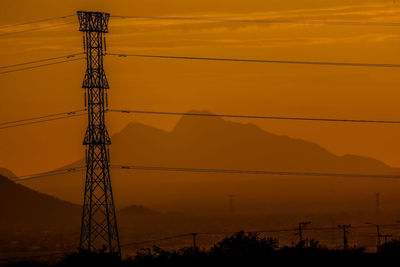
[4, 231, 400, 266]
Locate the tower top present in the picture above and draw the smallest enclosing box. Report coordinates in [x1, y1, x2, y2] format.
[77, 11, 110, 33]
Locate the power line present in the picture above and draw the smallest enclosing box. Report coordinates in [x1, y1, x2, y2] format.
[2, 223, 399, 262]
[13, 166, 86, 182]
[111, 164, 400, 180]
[121, 233, 192, 247]
[0, 109, 86, 127]
[0, 14, 74, 30]
[0, 57, 85, 75]
[117, 223, 400, 248]
[0, 21, 75, 37]
[111, 15, 400, 27]
[107, 53, 400, 68]
[0, 53, 83, 69]
[199, 228, 297, 235]
[14, 163, 400, 184]
[0, 113, 86, 130]
[108, 109, 400, 125]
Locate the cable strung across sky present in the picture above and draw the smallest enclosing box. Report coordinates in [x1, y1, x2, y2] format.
[2, 222, 400, 261]
[0, 53, 83, 69]
[0, 109, 86, 126]
[0, 57, 85, 75]
[1, 14, 399, 29]
[1, 51, 398, 77]
[13, 166, 86, 182]
[0, 114, 85, 130]
[121, 233, 194, 247]
[12, 163, 400, 183]
[2, 107, 399, 132]
[111, 165, 400, 180]
[0, 110, 87, 130]
[0, 21, 75, 37]
[107, 53, 400, 68]
[2, 221, 399, 262]
[111, 15, 400, 27]
[109, 109, 400, 124]
[0, 14, 74, 29]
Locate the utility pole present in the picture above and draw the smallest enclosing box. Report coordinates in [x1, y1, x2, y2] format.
[382, 234, 392, 245]
[376, 224, 381, 252]
[338, 224, 351, 251]
[298, 221, 311, 245]
[191, 233, 197, 256]
[365, 222, 381, 252]
[77, 11, 120, 256]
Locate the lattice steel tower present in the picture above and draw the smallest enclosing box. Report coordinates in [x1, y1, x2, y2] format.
[77, 11, 120, 255]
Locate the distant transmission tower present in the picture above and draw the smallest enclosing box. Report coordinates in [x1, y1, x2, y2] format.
[338, 224, 351, 251]
[77, 11, 120, 255]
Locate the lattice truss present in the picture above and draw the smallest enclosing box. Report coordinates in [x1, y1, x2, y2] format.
[77, 11, 120, 255]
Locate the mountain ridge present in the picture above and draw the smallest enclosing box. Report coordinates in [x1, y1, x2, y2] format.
[0, 167, 16, 178]
[0, 174, 81, 231]
[21, 110, 400, 214]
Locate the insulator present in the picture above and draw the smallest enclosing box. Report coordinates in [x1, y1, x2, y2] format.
[106, 92, 109, 107]
[104, 36, 107, 52]
[85, 149, 88, 162]
[83, 35, 86, 51]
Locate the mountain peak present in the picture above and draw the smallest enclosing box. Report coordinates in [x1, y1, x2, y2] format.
[25, 109, 398, 210]
[172, 109, 253, 135]
[173, 110, 224, 128]
[114, 121, 168, 140]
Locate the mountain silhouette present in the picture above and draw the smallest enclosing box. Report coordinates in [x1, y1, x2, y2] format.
[22, 111, 400, 215]
[0, 174, 80, 232]
[119, 205, 159, 216]
[0, 167, 16, 179]
[111, 110, 394, 172]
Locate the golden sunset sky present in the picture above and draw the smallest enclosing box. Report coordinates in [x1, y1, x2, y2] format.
[1, 0, 400, 176]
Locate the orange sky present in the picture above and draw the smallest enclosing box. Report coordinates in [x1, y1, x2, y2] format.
[1, 0, 400, 176]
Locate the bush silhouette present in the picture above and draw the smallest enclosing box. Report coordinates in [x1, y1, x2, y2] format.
[5, 232, 400, 266]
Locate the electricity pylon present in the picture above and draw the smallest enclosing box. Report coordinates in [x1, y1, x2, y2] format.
[77, 11, 120, 255]
[298, 221, 311, 245]
[338, 224, 351, 251]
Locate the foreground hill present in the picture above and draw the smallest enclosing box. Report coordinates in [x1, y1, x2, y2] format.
[0, 174, 80, 231]
[23, 111, 400, 215]
[0, 167, 16, 178]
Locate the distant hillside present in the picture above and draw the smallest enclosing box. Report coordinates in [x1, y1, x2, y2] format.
[24, 111, 400, 215]
[109, 110, 395, 173]
[0, 174, 80, 231]
[0, 167, 16, 178]
[119, 205, 159, 217]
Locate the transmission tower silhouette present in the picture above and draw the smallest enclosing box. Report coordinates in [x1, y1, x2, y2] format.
[77, 11, 120, 255]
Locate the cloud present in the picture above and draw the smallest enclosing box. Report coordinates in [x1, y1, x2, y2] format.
[2, 2, 400, 54]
